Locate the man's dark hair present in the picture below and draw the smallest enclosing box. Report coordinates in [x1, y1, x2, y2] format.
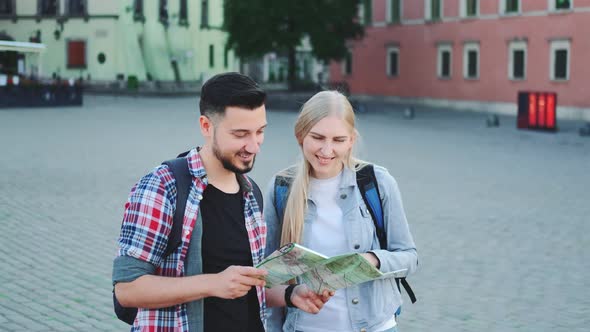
[199, 72, 266, 119]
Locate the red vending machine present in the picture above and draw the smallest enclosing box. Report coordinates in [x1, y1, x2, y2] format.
[517, 92, 557, 131]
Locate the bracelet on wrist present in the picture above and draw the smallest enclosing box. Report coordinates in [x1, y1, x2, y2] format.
[284, 284, 298, 308]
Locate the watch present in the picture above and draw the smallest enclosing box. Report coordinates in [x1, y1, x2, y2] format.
[284, 284, 298, 308]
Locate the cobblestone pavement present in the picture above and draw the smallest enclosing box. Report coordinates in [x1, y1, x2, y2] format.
[1, 96, 589, 331]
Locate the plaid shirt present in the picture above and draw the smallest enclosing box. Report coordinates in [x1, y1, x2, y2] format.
[116, 148, 267, 331]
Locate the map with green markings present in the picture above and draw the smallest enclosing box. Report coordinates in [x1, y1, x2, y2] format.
[257, 243, 407, 293]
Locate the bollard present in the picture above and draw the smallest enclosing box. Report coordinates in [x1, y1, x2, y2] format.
[350, 100, 367, 113]
[486, 114, 499, 127]
[403, 106, 415, 119]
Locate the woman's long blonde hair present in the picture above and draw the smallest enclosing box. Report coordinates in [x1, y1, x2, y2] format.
[280, 90, 365, 245]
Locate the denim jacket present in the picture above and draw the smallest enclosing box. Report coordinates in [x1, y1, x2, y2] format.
[264, 165, 418, 332]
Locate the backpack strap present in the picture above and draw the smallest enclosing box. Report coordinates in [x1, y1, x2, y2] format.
[356, 164, 417, 305]
[356, 164, 386, 248]
[161, 155, 192, 259]
[247, 176, 264, 212]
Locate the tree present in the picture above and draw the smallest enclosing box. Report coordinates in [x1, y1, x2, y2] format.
[224, 0, 364, 87]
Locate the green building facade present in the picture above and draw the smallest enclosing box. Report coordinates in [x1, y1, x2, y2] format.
[0, 0, 236, 84]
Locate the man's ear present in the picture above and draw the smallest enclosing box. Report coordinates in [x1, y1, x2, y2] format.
[199, 115, 214, 138]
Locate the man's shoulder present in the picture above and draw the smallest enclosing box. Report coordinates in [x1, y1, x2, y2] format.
[127, 164, 178, 206]
[140, 164, 175, 186]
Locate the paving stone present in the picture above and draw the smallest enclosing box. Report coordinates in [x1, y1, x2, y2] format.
[1, 95, 588, 331]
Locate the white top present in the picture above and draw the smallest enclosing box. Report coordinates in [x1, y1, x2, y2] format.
[297, 172, 352, 332]
[295, 171, 396, 332]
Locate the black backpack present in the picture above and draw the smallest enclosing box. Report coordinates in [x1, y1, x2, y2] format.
[113, 153, 263, 325]
[274, 164, 416, 315]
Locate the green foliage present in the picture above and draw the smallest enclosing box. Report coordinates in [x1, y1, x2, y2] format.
[223, 0, 364, 62]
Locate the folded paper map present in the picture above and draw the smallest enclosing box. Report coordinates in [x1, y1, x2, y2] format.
[256, 243, 407, 293]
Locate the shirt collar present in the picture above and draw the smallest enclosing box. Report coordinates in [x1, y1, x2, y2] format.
[340, 166, 357, 189]
[186, 147, 208, 183]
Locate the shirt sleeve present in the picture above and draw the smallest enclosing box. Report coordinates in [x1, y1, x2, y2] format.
[112, 255, 157, 285]
[369, 166, 419, 276]
[114, 165, 176, 278]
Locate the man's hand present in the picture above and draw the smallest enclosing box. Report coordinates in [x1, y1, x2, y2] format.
[290, 285, 334, 314]
[210, 266, 267, 299]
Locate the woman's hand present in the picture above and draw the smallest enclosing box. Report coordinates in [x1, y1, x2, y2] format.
[361, 252, 381, 268]
[290, 285, 334, 314]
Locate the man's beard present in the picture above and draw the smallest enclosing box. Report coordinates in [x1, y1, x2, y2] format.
[212, 137, 255, 174]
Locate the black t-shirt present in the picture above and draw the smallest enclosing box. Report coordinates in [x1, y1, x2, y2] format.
[200, 184, 264, 332]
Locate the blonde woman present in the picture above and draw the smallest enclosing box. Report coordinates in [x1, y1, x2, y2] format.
[264, 91, 418, 332]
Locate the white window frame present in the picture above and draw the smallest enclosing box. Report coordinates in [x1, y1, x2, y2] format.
[386, 46, 400, 77]
[508, 40, 527, 80]
[499, 0, 521, 15]
[549, 0, 573, 12]
[386, 0, 403, 23]
[342, 49, 353, 76]
[463, 42, 480, 79]
[424, 0, 443, 21]
[359, 0, 372, 25]
[550, 39, 570, 81]
[460, 0, 479, 18]
[437, 44, 452, 79]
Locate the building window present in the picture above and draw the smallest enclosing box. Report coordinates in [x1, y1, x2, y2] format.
[179, 0, 188, 25]
[508, 41, 526, 80]
[67, 40, 86, 69]
[461, 0, 478, 17]
[343, 49, 352, 76]
[501, 0, 520, 14]
[362, 0, 372, 25]
[463, 42, 479, 79]
[425, 0, 442, 21]
[132, 0, 144, 21]
[201, 0, 209, 28]
[66, 0, 86, 16]
[38, 0, 59, 16]
[209, 44, 214, 68]
[550, 40, 570, 81]
[159, 0, 169, 25]
[224, 46, 229, 69]
[437, 44, 452, 79]
[0, 0, 15, 15]
[551, 0, 572, 11]
[387, 0, 402, 23]
[386, 47, 399, 77]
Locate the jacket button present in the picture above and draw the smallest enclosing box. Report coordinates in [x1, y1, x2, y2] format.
[352, 298, 359, 304]
[197, 194, 203, 200]
[354, 244, 360, 249]
[340, 194, 347, 199]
